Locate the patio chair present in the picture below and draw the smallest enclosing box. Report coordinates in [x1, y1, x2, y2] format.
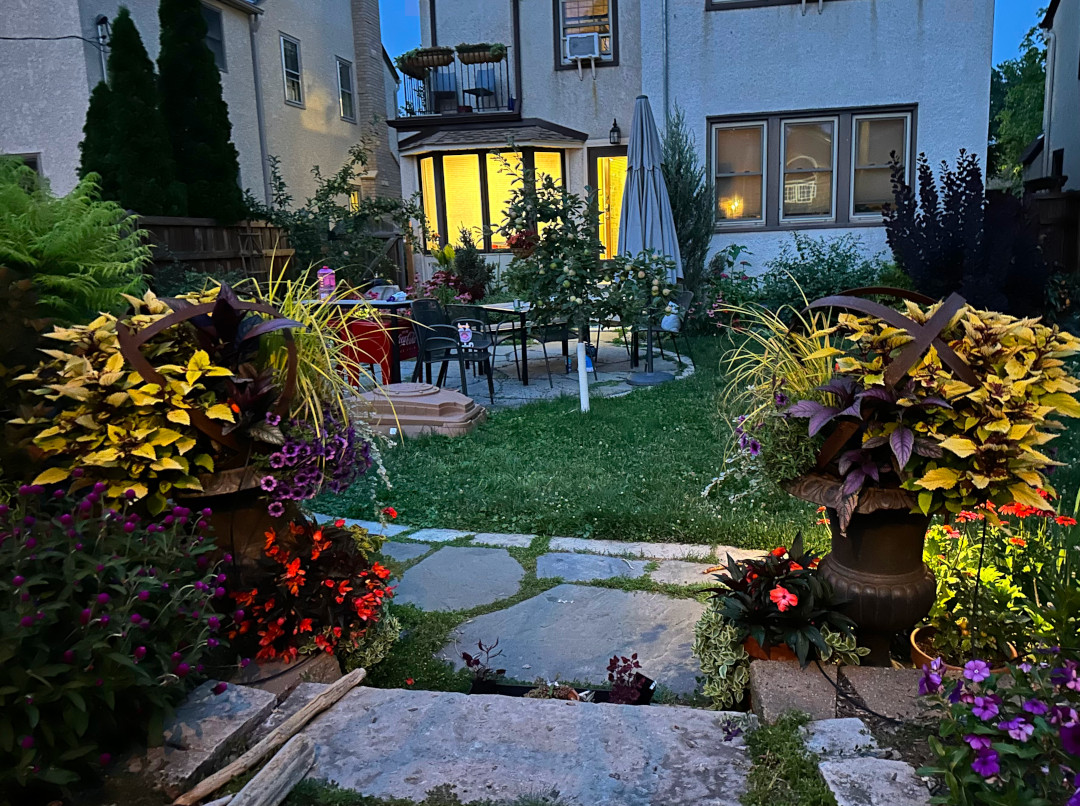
[447, 316, 497, 403]
[447, 303, 520, 379]
[526, 320, 571, 389]
[410, 299, 453, 384]
[637, 290, 694, 367]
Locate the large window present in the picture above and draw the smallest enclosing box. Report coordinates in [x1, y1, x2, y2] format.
[337, 57, 356, 122]
[201, 5, 226, 71]
[280, 34, 303, 105]
[419, 150, 564, 251]
[710, 107, 912, 230]
[556, 0, 616, 66]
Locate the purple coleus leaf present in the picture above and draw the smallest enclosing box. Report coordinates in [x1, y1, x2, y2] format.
[919, 397, 953, 410]
[862, 436, 887, 449]
[890, 426, 915, 470]
[837, 399, 863, 419]
[913, 438, 944, 459]
[862, 461, 881, 483]
[842, 468, 867, 497]
[838, 449, 864, 476]
[816, 377, 858, 403]
[859, 387, 898, 403]
[786, 400, 827, 419]
[808, 407, 841, 437]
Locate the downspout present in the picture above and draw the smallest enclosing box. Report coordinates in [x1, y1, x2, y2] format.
[512, 0, 523, 113]
[1042, 30, 1057, 177]
[249, 12, 272, 206]
[661, 0, 669, 120]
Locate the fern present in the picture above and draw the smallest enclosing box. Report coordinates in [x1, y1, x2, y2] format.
[0, 158, 149, 323]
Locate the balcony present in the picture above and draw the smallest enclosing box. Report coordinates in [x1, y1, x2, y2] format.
[392, 51, 518, 127]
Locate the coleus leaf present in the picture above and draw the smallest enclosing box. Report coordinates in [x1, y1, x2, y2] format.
[841, 468, 867, 498]
[808, 407, 841, 437]
[786, 399, 826, 419]
[890, 425, 915, 470]
[914, 438, 944, 459]
[816, 377, 857, 403]
[858, 387, 897, 403]
[919, 397, 953, 410]
[862, 461, 881, 483]
[863, 436, 887, 449]
[838, 449, 864, 476]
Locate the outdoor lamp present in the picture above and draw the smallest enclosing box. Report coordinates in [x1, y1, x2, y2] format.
[609, 119, 621, 145]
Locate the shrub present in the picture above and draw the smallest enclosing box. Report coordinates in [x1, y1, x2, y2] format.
[229, 519, 394, 664]
[883, 150, 1048, 316]
[0, 158, 149, 323]
[661, 106, 714, 295]
[686, 244, 755, 333]
[450, 228, 493, 301]
[0, 484, 229, 795]
[755, 232, 890, 311]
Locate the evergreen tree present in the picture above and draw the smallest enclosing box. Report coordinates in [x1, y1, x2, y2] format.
[157, 0, 246, 222]
[79, 80, 119, 201]
[105, 7, 185, 215]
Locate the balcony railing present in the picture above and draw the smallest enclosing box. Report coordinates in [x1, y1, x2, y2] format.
[397, 53, 517, 121]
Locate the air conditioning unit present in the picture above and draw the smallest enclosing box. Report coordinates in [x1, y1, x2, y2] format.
[566, 33, 601, 60]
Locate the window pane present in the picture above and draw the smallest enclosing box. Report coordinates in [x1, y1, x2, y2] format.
[420, 157, 439, 249]
[487, 152, 523, 250]
[714, 125, 763, 176]
[534, 152, 563, 186]
[853, 116, 906, 215]
[562, 0, 612, 57]
[283, 40, 299, 72]
[783, 120, 834, 219]
[338, 61, 355, 119]
[716, 176, 763, 221]
[596, 155, 626, 259]
[286, 77, 302, 103]
[201, 7, 225, 69]
[442, 154, 483, 245]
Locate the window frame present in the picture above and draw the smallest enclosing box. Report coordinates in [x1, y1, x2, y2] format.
[200, 4, 227, 72]
[279, 33, 304, 107]
[779, 115, 838, 225]
[712, 120, 768, 226]
[553, 0, 619, 70]
[707, 104, 916, 233]
[336, 56, 356, 122]
[849, 111, 912, 220]
[420, 148, 567, 252]
[705, 0, 859, 11]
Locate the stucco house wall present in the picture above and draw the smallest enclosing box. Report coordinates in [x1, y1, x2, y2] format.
[1042, 0, 1080, 190]
[640, 0, 995, 270]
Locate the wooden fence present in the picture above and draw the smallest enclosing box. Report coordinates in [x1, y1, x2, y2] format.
[137, 216, 295, 282]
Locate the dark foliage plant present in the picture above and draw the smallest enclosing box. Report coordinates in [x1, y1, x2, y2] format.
[450, 228, 493, 301]
[883, 150, 1048, 316]
[661, 105, 714, 295]
[707, 533, 856, 667]
[461, 638, 506, 683]
[0, 484, 228, 798]
[607, 652, 646, 704]
[157, 0, 246, 222]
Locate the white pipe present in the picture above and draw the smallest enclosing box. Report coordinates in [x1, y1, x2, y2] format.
[577, 341, 590, 413]
[1042, 30, 1057, 178]
[661, 0, 669, 119]
[249, 13, 273, 206]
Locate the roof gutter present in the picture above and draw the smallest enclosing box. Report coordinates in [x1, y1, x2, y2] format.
[217, 0, 262, 15]
[1042, 28, 1057, 177]
[248, 10, 272, 205]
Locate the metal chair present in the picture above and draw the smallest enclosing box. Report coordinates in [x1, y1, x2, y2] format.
[448, 316, 497, 403]
[638, 290, 695, 366]
[447, 303, 520, 379]
[526, 320, 571, 389]
[410, 299, 453, 385]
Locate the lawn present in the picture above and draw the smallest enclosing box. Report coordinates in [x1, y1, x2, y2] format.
[318, 335, 817, 550]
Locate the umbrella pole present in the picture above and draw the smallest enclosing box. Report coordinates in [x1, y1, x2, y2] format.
[628, 325, 674, 386]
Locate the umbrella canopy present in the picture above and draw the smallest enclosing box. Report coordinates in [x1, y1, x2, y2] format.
[617, 95, 683, 283]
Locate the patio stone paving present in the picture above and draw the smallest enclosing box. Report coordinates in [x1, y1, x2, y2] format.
[394, 546, 523, 612]
[470, 532, 536, 548]
[536, 551, 648, 582]
[380, 541, 430, 563]
[650, 559, 721, 587]
[406, 527, 473, 543]
[547, 536, 717, 561]
[439, 584, 706, 694]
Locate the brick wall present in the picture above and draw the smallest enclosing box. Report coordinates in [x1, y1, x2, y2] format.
[351, 0, 401, 199]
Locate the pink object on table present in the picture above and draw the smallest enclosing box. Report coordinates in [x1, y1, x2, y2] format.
[317, 267, 336, 299]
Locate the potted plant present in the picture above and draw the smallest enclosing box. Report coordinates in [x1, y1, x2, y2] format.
[463, 638, 508, 695]
[721, 289, 1080, 663]
[395, 47, 454, 79]
[455, 42, 507, 65]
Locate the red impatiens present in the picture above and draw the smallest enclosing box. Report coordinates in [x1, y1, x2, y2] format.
[769, 585, 799, 612]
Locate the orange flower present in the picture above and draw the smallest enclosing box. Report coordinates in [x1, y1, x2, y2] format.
[1010, 537, 1027, 547]
[770, 546, 787, 558]
[406, 678, 415, 686]
[789, 563, 804, 571]
[298, 618, 313, 633]
[1055, 515, 1077, 527]
[382, 506, 398, 519]
[943, 526, 962, 540]
[334, 518, 345, 528]
[264, 529, 278, 549]
[769, 585, 798, 612]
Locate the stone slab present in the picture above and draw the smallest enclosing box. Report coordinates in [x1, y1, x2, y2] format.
[536, 552, 648, 582]
[839, 667, 928, 722]
[748, 660, 837, 723]
[440, 584, 705, 694]
[471, 532, 536, 548]
[317, 516, 410, 537]
[301, 686, 751, 805]
[252, 681, 325, 743]
[228, 651, 341, 701]
[395, 546, 523, 612]
[548, 536, 715, 561]
[380, 541, 431, 563]
[803, 718, 880, 759]
[407, 527, 473, 543]
[160, 681, 276, 797]
[650, 560, 721, 587]
[819, 758, 930, 806]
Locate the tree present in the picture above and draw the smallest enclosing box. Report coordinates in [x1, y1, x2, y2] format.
[157, 0, 246, 222]
[104, 7, 185, 215]
[988, 22, 1046, 185]
[661, 105, 714, 294]
[79, 81, 119, 202]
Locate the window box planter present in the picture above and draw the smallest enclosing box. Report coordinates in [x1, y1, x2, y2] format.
[395, 46, 454, 79]
[456, 43, 507, 65]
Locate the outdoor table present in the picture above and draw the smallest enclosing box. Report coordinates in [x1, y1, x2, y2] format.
[478, 301, 533, 386]
[312, 298, 414, 385]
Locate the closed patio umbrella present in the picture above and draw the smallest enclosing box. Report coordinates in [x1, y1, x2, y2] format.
[618, 95, 682, 384]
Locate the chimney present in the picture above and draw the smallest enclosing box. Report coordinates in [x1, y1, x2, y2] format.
[351, 0, 401, 199]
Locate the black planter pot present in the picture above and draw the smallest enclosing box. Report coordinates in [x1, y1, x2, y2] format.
[468, 674, 656, 705]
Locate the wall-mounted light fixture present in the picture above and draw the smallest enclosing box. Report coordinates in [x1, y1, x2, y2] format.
[609, 119, 621, 145]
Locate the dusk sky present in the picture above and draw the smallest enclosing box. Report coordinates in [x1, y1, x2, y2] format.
[378, 1, 1047, 69]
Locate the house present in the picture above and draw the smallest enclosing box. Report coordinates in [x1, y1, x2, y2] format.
[394, 0, 993, 274]
[1026, 0, 1078, 189]
[0, 0, 400, 205]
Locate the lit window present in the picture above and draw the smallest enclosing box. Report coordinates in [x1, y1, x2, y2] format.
[337, 58, 356, 121]
[714, 123, 765, 224]
[201, 5, 226, 71]
[852, 114, 910, 217]
[280, 35, 303, 105]
[595, 154, 626, 259]
[349, 189, 361, 212]
[442, 154, 484, 246]
[782, 119, 836, 221]
[420, 157, 439, 249]
[560, 0, 614, 63]
[486, 152, 523, 250]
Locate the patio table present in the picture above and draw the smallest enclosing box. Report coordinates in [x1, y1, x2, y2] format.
[478, 302, 570, 386]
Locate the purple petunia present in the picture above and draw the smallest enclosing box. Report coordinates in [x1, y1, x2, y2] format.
[971, 747, 1000, 778]
[998, 717, 1034, 742]
[964, 734, 992, 751]
[265, 412, 281, 426]
[267, 501, 285, 518]
[964, 659, 991, 683]
[973, 697, 1000, 721]
[1063, 724, 1080, 757]
[269, 453, 286, 469]
[919, 660, 943, 696]
[1023, 699, 1050, 716]
[260, 475, 278, 492]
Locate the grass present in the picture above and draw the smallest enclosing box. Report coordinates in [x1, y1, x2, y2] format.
[741, 712, 836, 806]
[320, 335, 816, 549]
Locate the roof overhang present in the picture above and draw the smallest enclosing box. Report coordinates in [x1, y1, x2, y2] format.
[398, 118, 588, 156]
[211, 0, 263, 15]
[1041, 0, 1060, 29]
